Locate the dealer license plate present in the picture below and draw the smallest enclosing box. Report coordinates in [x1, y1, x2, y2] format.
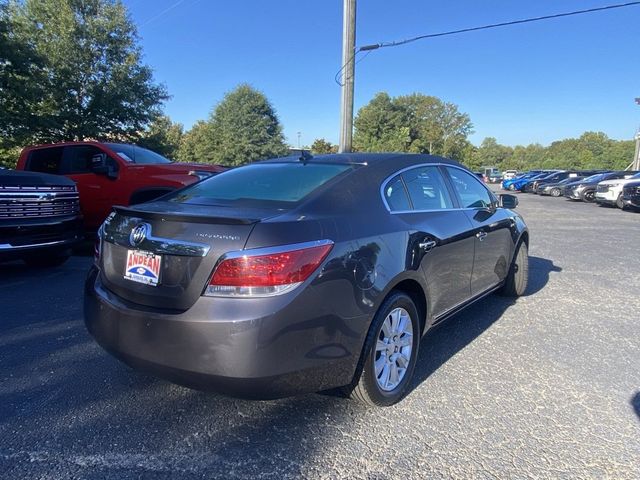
[124, 250, 162, 286]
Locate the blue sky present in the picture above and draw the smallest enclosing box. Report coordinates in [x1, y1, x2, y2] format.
[125, 0, 640, 147]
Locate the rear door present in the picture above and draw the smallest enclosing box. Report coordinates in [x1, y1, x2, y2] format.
[444, 166, 515, 296]
[383, 165, 474, 318]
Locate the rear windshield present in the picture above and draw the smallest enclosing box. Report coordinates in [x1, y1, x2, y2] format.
[166, 162, 353, 207]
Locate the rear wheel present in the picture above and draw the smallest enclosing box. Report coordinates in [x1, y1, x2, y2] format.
[499, 241, 528, 297]
[582, 190, 595, 203]
[508, 184, 515, 191]
[550, 188, 561, 197]
[349, 292, 420, 407]
[616, 193, 624, 209]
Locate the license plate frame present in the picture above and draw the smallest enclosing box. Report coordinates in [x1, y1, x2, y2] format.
[124, 249, 162, 286]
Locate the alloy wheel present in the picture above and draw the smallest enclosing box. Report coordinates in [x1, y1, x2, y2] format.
[374, 307, 413, 391]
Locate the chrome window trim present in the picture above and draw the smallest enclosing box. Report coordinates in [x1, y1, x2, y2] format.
[380, 162, 497, 214]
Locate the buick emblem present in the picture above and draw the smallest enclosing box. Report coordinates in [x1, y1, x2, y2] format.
[129, 223, 150, 247]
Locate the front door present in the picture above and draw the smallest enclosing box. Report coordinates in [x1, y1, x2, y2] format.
[444, 166, 515, 296]
[62, 145, 119, 230]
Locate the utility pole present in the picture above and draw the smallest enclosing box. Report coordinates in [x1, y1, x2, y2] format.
[634, 98, 640, 171]
[338, 0, 356, 153]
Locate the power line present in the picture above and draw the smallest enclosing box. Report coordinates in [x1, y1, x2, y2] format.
[141, 0, 190, 27]
[335, 1, 640, 82]
[358, 1, 640, 51]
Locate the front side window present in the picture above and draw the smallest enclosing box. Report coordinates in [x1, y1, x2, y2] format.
[64, 145, 103, 174]
[446, 167, 494, 209]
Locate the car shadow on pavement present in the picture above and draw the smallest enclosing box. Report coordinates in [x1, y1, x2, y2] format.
[409, 255, 561, 394]
[632, 392, 640, 422]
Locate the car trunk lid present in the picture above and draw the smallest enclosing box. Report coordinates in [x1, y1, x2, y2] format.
[100, 202, 280, 310]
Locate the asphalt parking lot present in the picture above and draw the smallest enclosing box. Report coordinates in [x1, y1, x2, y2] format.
[1, 192, 639, 479]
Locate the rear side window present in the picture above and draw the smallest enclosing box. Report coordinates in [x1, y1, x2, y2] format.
[383, 166, 453, 212]
[383, 175, 411, 211]
[402, 166, 453, 210]
[168, 163, 353, 207]
[26, 147, 64, 174]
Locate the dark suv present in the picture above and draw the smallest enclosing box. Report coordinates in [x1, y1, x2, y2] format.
[564, 171, 638, 203]
[0, 169, 83, 266]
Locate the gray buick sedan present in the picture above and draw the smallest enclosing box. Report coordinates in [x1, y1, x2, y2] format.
[84, 153, 528, 406]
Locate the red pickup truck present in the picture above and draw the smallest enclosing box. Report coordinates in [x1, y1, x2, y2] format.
[16, 141, 225, 230]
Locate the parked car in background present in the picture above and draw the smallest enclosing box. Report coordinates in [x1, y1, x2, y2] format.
[595, 172, 640, 208]
[473, 171, 486, 182]
[0, 169, 82, 267]
[531, 170, 602, 194]
[502, 170, 518, 181]
[563, 171, 632, 203]
[622, 180, 640, 210]
[501, 171, 547, 191]
[511, 171, 558, 192]
[16, 142, 225, 231]
[85, 153, 529, 406]
[537, 176, 585, 197]
[482, 167, 502, 183]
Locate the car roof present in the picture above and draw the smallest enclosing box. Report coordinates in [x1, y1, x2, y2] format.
[260, 152, 465, 169]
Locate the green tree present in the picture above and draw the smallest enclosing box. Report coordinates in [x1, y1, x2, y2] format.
[177, 120, 214, 163]
[1, 0, 167, 148]
[207, 84, 288, 166]
[310, 138, 337, 154]
[0, 1, 50, 148]
[138, 114, 184, 160]
[354, 92, 473, 161]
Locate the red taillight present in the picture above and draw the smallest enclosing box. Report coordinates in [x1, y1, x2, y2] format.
[206, 241, 333, 297]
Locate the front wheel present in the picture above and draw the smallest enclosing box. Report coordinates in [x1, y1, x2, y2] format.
[508, 184, 515, 191]
[499, 241, 529, 297]
[551, 188, 561, 197]
[349, 292, 420, 407]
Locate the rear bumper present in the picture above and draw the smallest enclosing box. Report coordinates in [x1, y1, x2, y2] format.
[0, 215, 83, 261]
[83, 267, 369, 399]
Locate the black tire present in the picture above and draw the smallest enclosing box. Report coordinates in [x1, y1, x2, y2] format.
[582, 190, 595, 203]
[616, 194, 624, 209]
[24, 252, 70, 268]
[349, 292, 420, 407]
[550, 188, 561, 197]
[499, 241, 528, 297]
[508, 184, 515, 191]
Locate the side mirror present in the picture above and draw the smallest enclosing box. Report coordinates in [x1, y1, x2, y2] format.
[90, 153, 118, 179]
[499, 194, 518, 209]
[90, 153, 107, 172]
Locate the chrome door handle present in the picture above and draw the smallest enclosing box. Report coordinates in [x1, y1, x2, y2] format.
[419, 240, 437, 252]
[476, 231, 488, 241]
